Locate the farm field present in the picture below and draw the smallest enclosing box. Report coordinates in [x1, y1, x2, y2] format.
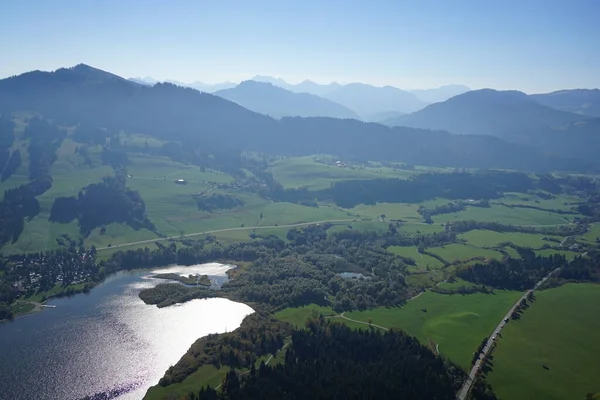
[270, 156, 420, 190]
[387, 246, 445, 271]
[492, 192, 581, 212]
[144, 365, 226, 400]
[534, 248, 579, 260]
[579, 223, 600, 244]
[488, 283, 600, 400]
[427, 243, 504, 264]
[344, 290, 522, 369]
[434, 204, 570, 226]
[459, 230, 561, 249]
[274, 303, 336, 328]
[348, 202, 422, 222]
[436, 278, 479, 290]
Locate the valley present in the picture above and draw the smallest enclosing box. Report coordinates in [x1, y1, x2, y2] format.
[0, 63, 599, 400]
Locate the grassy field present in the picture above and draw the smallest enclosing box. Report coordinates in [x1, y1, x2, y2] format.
[348, 202, 422, 222]
[427, 244, 504, 264]
[488, 283, 600, 400]
[270, 156, 419, 190]
[459, 230, 561, 249]
[0, 131, 591, 257]
[435, 204, 570, 226]
[579, 223, 600, 244]
[534, 248, 579, 261]
[493, 192, 581, 212]
[274, 303, 336, 328]
[344, 290, 522, 369]
[436, 278, 479, 290]
[387, 246, 445, 271]
[144, 365, 227, 400]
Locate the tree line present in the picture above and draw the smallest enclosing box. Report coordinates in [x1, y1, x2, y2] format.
[191, 317, 470, 400]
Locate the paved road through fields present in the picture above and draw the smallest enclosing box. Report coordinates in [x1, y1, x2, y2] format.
[456, 268, 561, 400]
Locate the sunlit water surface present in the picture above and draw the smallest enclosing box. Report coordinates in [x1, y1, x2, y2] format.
[0, 263, 253, 400]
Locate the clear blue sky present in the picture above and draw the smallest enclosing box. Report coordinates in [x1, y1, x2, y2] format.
[1, 0, 598, 92]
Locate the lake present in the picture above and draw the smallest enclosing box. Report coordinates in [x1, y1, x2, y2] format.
[0, 263, 254, 400]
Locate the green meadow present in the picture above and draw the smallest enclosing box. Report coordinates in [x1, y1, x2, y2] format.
[488, 283, 600, 400]
[343, 290, 522, 369]
[459, 230, 561, 249]
[274, 304, 337, 328]
[270, 156, 418, 190]
[387, 246, 445, 271]
[427, 244, 504, 264]
[434, 204, 570, 226]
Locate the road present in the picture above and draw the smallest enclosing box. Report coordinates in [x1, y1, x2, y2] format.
[456, 268, 560, 400]
[96, 216, 577, 252]
[96, 219, 355, 251]
[336, 312, 390, 331]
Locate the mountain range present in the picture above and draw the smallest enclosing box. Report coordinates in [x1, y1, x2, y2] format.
[0, 64, 595, 172]
[385, 89, 584, 136]
[384, 89, 599, 161]
[530, 89, 600, 118]
[214, 81, 359, 119]
[128, 75, 472, 116]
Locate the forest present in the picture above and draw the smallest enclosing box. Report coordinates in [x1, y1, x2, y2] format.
[157, 310, 292, 387]
[50, 174, 155, 235]
[190, 318, 470, 400]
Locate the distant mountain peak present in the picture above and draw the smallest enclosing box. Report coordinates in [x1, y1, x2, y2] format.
[215, 80, 359, 119]
[55, 64, 128, 83]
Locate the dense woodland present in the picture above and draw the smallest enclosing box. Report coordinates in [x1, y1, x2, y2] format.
[50, 174, 155, 235]
[457, 248, 566, 290]
[158, 310, 292, 387]
[190, 318, 468, 400]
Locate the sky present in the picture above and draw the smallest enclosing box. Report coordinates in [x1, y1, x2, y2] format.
[1, 0, 599, 93]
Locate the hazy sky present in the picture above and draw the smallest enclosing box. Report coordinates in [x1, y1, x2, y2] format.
[1, 0, 599, 92]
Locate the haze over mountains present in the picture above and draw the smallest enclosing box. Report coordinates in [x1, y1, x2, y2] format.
[530, 89, 600, 118]
[215, 81, 359, 119]
[128, 75, 472, 118]
[0, 64, 598, 173]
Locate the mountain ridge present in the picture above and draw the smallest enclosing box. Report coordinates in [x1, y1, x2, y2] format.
[0, 64, 593, 173]
[215, 81, 359, 119]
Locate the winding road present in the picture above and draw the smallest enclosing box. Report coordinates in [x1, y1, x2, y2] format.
[456, 267, 560, 400]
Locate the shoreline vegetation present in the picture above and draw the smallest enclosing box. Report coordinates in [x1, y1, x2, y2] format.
[153, 272, 212, 286]
[2, 282, 93, 321]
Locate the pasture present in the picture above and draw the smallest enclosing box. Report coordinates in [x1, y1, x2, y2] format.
[144, 365, 226, 400]
[344, 289, 522, 369]
[459, 230, 561, 249]
[488, 283, 600, 400]
[387, 246, 445, 271]
[274, 304, 337, 328]
[494, 192, 581, 212]
[579, 223, 600, 244]
[270, 156, 418, 190]
[346, 202, 422, 222]
[427, 244, 504, 264]
[534, 249, 579, 261]
[434, 204, 570, 226]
